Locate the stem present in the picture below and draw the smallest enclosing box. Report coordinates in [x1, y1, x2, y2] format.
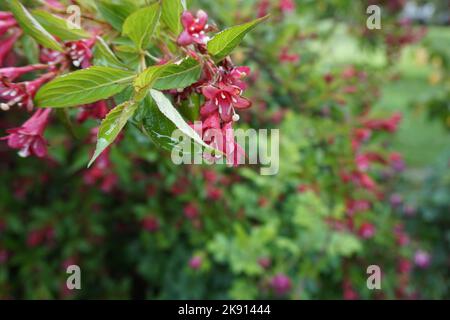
[144, 51, 160, 62]
[139, 52, 147, 72]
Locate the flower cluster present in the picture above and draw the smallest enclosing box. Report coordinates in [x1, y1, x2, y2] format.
[173, 10, 253, 166]
[0, 6, 113, 189]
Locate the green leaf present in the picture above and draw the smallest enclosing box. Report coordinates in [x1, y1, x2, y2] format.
[154, 57, 202, 90]
[178, 93, 201, 122]
[55, 108, 79, 139]
[138, 94, 178, 151]
[207, 16, 268, 61]
[96, 0, 138, 32]
[161, 0, 183, 35]
[93, 36, 129, 69]
[32, 10, 90, 41]
[20, 34, 39, 64]
[122, 3, 160, 49]
[88, 100, 138, 167]
[133, 65, 168, 101]
[35, 67, 135, 108]
[149, 89, 217, 152]
[9, 0, 63, 52]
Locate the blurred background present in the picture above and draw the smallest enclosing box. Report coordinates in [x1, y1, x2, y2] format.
[0, 0, 449, 299]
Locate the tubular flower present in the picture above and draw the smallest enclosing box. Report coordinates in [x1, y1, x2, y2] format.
[0, 64, 49, 82]
[0, 12, 17, 37]
[1, 108, 52, 158]
[0, 31, 22, 67]
[0, 72, 55, 111]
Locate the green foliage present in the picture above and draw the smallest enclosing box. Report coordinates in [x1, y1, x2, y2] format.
[207, 16, 268, 61]
[9, 0, 63, 51]
[161, 0, 184, 35]
[1, 0, 448, 301]
[88, 101, 138, 167]
[96, 0, 138, 32]
[32, 10, 90, 41]
[122, 3, 160, 49]
[153, 58, 202, 91]
[35, 67, 135, 107]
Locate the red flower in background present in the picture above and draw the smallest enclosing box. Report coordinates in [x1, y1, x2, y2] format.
[342, 279, 359, 300]
[77, 100, 109, 123]
[178, 10, 210, 46]
[258, 257, 272, 269]
[355, 152, 386, 171]
[279, 47, 300, 64]
[141, 215, 160, 232]
[270, 274, 292, 296]
[256, 0, 270, 18]
[358, 222, 376, 239]
[188, 255, 202, 270]
[183, 203, 199, 219]
[389, 152, 405, 172]
[414, 250, 431, 269]
[351, 128, 371, 151]
[279, 0, 296, 14]
[83, 149, 118, 193]
[1, 108, 51, 158]
[363, 113, 402, 132]
[346, 199, 371, 215]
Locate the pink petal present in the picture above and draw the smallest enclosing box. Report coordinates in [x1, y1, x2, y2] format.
[6, 133, 22, 149]
[201, 85, 219, 100]
[196, 10, 208, 27]
[219, 105, 233, 122]
[193, 33, 208, 44]
[203, 113, 220, 129]
[177, 30, 193, 46]
[232, 96, 251, 109]
[200, 100, 218, 116]
[181, 11, 194, 28]
[32, 136, 47, 158]
[233, 142, 246, 166]
[231, 66, 251, 78]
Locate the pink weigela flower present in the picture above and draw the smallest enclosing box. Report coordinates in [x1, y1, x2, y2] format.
[0, 11, 17, 37]
[1, 108, 51, 158]
[177, 10, 210, 46]
[66, 38, 96, 69]
[1, 72, 55, 111]
[201, 84, 251, 122]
